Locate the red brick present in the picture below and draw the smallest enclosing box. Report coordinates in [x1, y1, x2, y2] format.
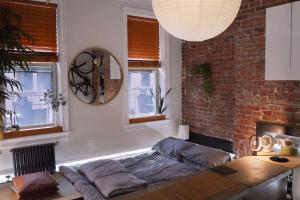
[182, 0, 300, 156]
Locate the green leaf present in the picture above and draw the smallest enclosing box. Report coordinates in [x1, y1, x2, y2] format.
[0, 7, 33, 129]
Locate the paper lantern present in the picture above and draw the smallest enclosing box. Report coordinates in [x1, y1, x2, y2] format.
[152, 0, 241, 41]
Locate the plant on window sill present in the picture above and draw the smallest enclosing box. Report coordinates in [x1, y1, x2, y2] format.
[5, 107, 20, 132]
[150, 86, 172, 115]
[40, 89, 67, 112]
[0, 7, 33, 131]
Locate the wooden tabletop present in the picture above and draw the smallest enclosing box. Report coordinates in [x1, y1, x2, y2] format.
[128, 171, 248, 200]
[223, 157, 290, 187]
[0, 173, 81, 200]
[251, 156, 300, 169]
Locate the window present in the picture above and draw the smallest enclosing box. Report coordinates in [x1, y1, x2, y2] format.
[128, 70, 157, 118]
[5, 66, 55, 128]
[127, 15, 162, 122]
[1, 0, 60, 136]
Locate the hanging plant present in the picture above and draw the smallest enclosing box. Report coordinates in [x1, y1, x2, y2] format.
[192, 63, 214, 95]
[0, 7, 33, 129]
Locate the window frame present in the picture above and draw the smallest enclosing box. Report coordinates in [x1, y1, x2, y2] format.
[3, 63, 58, 130]
[128, 67, 160, 119]
[123, 7, 170, 125]
[0, 0, 70, 140]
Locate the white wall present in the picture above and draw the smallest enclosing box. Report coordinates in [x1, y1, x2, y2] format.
[0, 0, 182, 173]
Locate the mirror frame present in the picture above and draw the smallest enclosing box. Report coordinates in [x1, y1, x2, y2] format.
[68, 47, 123, 105]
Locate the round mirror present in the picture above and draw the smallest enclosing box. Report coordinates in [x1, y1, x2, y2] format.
[69, 48, 123, 104]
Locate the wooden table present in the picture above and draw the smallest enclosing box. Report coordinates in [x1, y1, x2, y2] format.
[223, 157, 290, 187]
[117, 171, 249, 200]
[126, 157, 291, 200]
[0, 173, 82, 200]
[251, 155, 300, 200]
[251, 155, 300, 169]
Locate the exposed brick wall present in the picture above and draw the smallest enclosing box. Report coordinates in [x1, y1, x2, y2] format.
[182, 0, 300, 156]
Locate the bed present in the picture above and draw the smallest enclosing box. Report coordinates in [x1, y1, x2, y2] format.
[59, 137, 232, 200]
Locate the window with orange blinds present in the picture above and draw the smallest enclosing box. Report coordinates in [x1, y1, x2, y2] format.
[0, 0, 58, 62]
[127, 15, 160, 68]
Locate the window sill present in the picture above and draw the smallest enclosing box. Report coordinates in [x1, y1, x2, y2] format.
[1, 126, 63, 140]
[125, 118, 173, 133]
[129, 115, 166, 124]
[0, 130, 70, 150]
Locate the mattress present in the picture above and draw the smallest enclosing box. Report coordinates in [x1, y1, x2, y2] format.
[60, 138, 231, 200]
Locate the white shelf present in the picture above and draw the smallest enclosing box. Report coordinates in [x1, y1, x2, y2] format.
[0, 131, 71, 150]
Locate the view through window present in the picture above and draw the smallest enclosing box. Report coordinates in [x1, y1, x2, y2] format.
[128, 70, 157, 118]
[5, 66, 54, 128]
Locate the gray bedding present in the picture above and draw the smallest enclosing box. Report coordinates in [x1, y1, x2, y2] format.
[80, 159, 147, 198]
[60, 138, 231, 200]
[181, 144, 232, 169]
[59, 165, 105, 200]
[119, 151, 199, 185]
[60, 152, 199, 200]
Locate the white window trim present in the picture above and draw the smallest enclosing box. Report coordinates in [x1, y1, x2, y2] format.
[122, 7, 171, 127]
[0, 0, 70, 150]
[4, 64, 57, 129]
[56, 0, 70, 132]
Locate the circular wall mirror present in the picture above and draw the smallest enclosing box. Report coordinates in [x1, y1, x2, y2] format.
[69, 48, 123, 104]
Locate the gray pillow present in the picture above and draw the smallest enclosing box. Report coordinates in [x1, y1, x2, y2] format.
[152, 137, 195, 160]
[59, 166, 105, 200]
[181, 144, 231, 169]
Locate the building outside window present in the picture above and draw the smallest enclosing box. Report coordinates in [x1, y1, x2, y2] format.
[128, 70, 157, 118]
[5, 66, 56, 128]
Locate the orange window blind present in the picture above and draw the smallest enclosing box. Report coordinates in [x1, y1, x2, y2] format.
[128, 15, 160, 67]
[0, 0, 57, 59]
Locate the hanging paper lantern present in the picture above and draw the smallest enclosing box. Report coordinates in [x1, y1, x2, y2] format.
[152, 0, 241, 41]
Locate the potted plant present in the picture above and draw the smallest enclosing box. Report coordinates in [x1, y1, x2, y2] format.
[0, 7, 33, 132]
[6, 108, 20, 131]
[40, 89, 67, 112]
[150, 86, 172, 115]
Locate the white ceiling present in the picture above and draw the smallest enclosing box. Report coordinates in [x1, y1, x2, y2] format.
[116, 0, 153, 10]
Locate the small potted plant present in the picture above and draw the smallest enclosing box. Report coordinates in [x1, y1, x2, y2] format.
[40, 89, 67, 112]
[150, 86, 172, 115]
[6, 108, 20, 132]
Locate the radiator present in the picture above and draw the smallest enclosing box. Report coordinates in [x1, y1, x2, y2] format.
[11, 143, 56, 176]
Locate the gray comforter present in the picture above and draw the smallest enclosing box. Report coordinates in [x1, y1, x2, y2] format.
[60, 152, 199, 200]
[60, 138, 231, 200]
[80, 159, 147, 198]
[119, 152, 199, 185]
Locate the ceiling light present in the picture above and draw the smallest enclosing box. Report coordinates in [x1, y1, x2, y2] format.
[152, 0, 241, 41]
